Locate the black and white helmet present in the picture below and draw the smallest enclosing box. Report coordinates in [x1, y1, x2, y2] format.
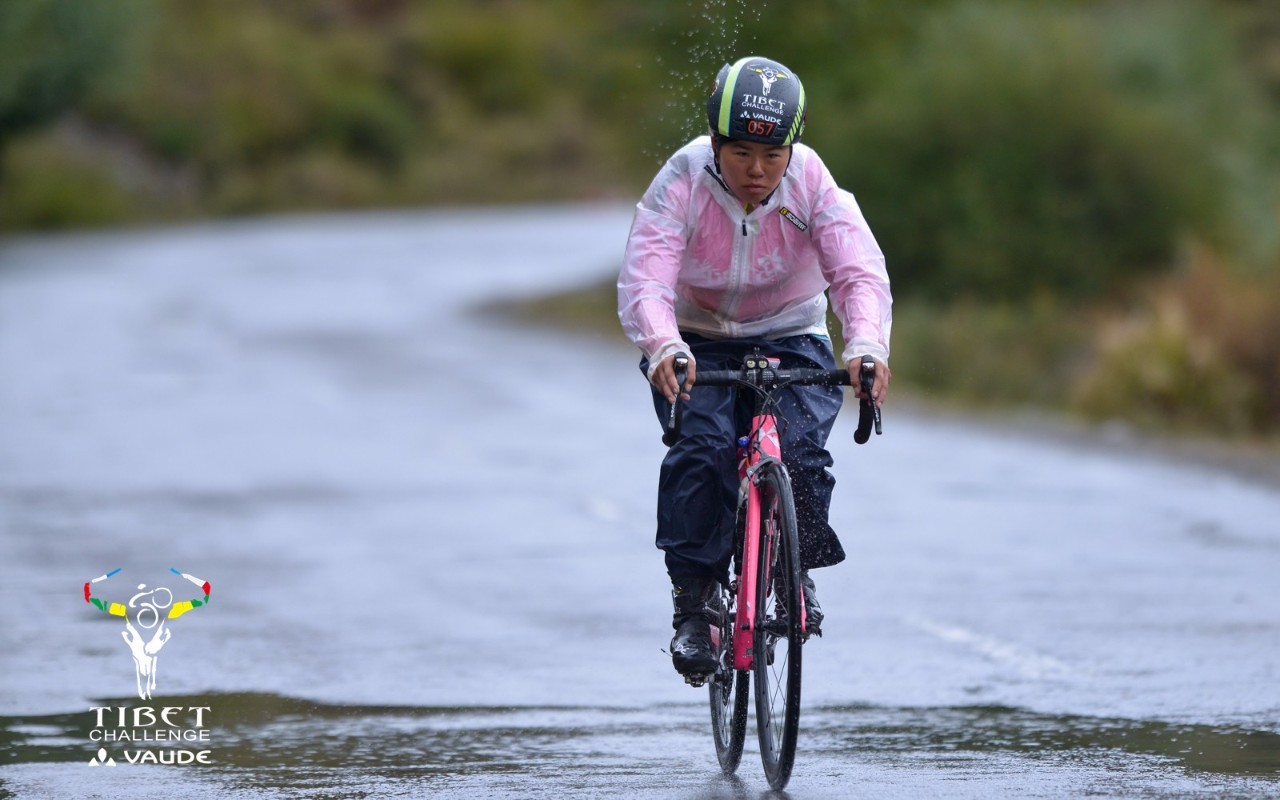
[707, 56, 807, 146]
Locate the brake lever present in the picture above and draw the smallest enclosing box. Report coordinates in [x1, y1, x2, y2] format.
[662, 354, 689, 447]
[854, 355, 882, 444]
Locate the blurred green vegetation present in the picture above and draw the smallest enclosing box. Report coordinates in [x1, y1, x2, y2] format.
[0, 0, 150, 140]
[2, 0, 1279, 438]
[831, 2, 1271, 302]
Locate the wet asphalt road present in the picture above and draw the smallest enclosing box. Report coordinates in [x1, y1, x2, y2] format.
[1, 205, 1277, 798]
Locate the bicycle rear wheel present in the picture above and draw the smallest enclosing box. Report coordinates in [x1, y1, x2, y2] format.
[752, 461, 803, 790]
[708, 582, 749, 773]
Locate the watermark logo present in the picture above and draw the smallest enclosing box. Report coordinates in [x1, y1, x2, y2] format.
[83, 567, 212, 700]
[87, 705, 213, 766]
[83, 567, 215, 767]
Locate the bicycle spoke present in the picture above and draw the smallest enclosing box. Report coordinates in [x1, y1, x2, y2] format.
[709, 583, 748, 773]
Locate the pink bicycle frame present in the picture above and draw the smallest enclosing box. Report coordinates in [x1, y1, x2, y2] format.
[731, 412, 805, 671]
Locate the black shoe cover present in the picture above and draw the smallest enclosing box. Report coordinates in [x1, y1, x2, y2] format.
[670, 618, 717, 676]
[801, 571, 823, 636]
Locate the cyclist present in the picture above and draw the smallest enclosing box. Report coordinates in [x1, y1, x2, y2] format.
[618, 56, 892, 679]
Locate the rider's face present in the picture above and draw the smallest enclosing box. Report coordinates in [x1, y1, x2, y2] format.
[716, 139, 790, 206]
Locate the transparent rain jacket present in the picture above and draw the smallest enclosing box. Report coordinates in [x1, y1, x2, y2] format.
[619, 136, 892, 376]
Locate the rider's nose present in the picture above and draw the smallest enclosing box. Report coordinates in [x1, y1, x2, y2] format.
[747, 157, 765, 177]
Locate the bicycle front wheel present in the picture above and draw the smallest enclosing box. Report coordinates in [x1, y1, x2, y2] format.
[708, 582, 749, 773]
[752, 461, 803, 790]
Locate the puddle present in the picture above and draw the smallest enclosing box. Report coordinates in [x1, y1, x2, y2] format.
[2, 694, 1277, 799]
[806, 703, 1280, 776]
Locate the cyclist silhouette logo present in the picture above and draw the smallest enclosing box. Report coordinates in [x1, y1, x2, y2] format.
[83, 568, 212, 700]
[750, 64, 789, 96]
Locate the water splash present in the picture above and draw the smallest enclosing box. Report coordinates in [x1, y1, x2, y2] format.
[641, 0, 769, 164]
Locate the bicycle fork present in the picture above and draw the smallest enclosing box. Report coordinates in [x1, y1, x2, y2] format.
[734, 471, 763, 672]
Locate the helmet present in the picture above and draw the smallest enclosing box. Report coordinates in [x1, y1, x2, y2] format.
[707, 56, 806, 146]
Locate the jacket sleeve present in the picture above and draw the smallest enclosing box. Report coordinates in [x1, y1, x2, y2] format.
[618, 161, 694, 376]
[806, 155, 893, 367]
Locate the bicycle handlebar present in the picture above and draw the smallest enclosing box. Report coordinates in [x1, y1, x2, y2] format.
[661, 352, 883, 446]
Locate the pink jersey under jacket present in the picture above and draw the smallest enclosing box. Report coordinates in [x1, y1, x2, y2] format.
[619, 136, 892, 376]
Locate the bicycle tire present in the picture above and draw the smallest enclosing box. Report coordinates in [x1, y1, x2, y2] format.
[752, 460, 803, 790]
[708, 582, 749, 773]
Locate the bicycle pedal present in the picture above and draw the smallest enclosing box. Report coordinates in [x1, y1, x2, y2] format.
[760, 618, 788, 637]
[684, 673, 711, 688]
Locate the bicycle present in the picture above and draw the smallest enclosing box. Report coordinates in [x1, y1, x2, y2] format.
[663, 349, 881, 790]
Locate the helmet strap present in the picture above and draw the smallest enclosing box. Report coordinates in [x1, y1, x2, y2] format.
[702, 164, 733, 196]
[710, 132, 728, 174]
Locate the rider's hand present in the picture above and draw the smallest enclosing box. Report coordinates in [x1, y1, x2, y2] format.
[850, 357, 891, 408]
[652, 354, 696, 404]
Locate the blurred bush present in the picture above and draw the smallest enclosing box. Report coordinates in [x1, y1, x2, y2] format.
[45, 0, 689, 216]
[887, 296, 1094, 409]
[822, 1, 1277, 303]
[0, 0, 150, 145]
[1074, 246, 1280, 434]
[0, 131, 139, 227]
